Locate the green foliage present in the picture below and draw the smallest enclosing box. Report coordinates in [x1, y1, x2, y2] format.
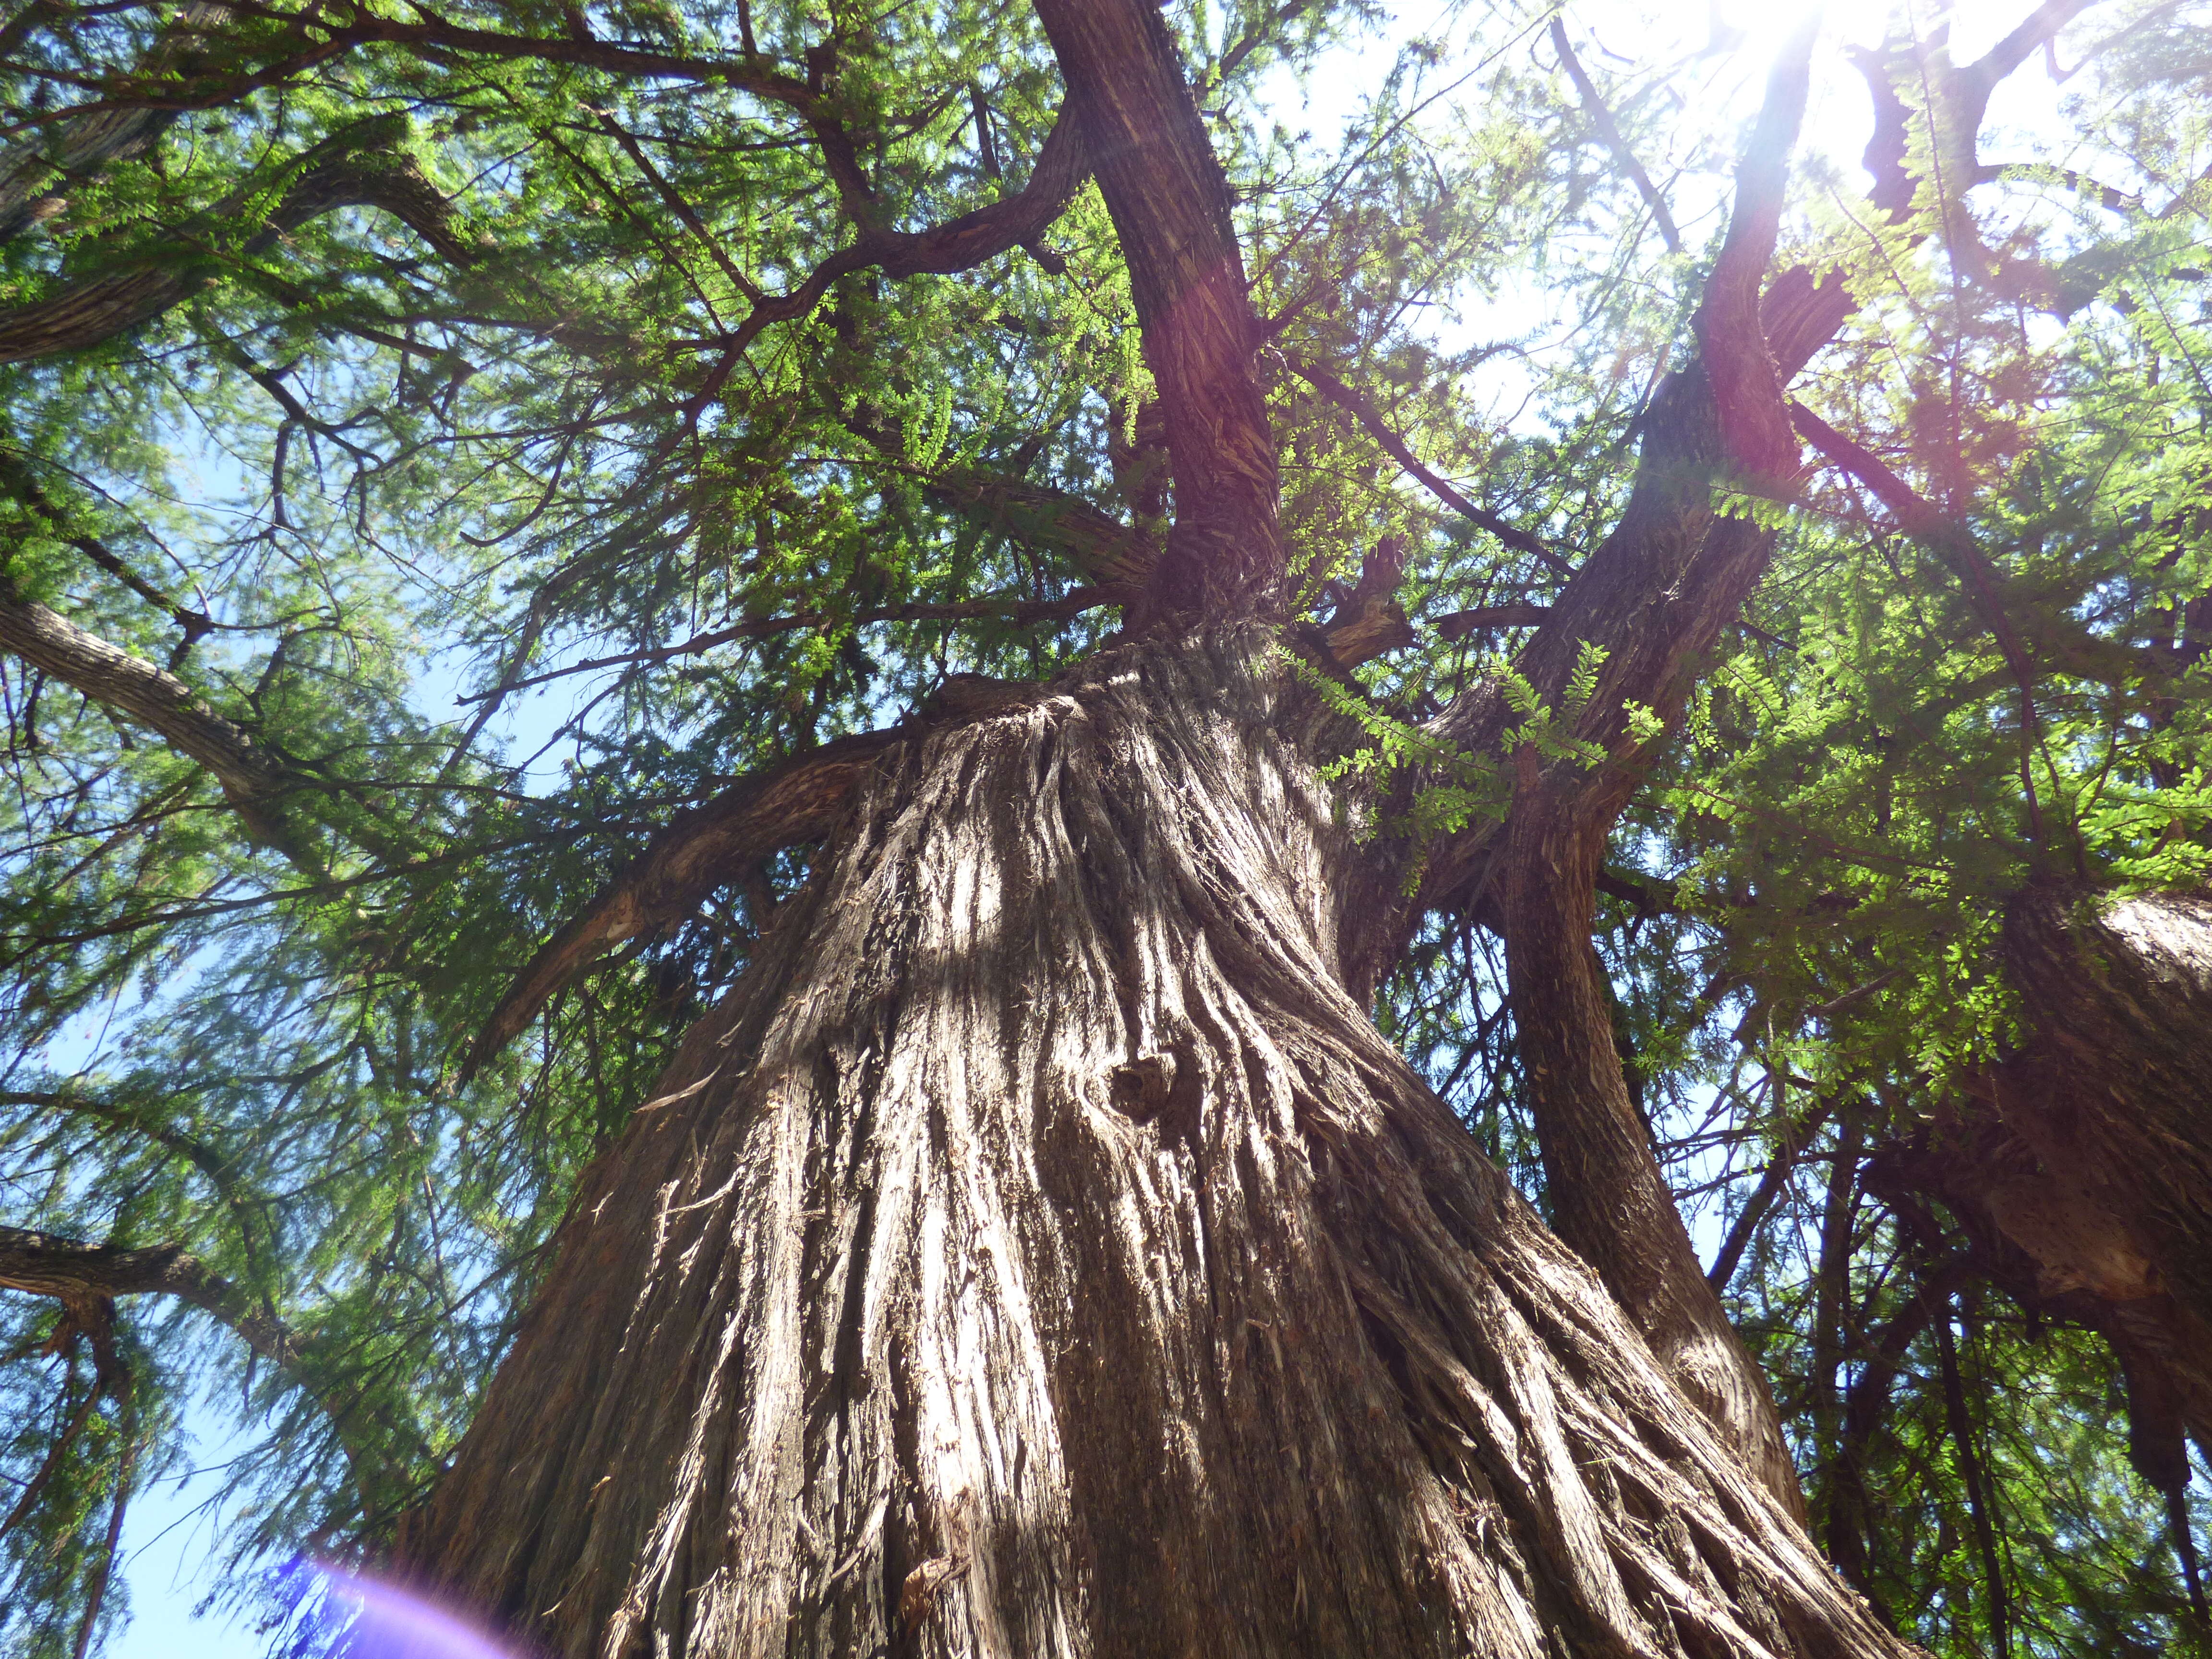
[0, 1, 2208, 1656]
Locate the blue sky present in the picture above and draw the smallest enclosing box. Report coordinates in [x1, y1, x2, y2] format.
[109, 1408, 258, 1659]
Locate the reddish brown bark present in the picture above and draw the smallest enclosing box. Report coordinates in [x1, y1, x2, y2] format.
[1871, 884, 2212, 1518]
[1032, 0, 1281, 620]
[400, 633, 1907, 1658]
[1432, 27, 1820, 1520]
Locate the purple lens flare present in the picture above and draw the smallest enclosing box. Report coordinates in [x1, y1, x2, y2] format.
[320, 1564, 522, 1659]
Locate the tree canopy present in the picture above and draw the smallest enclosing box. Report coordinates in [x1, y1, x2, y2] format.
[1, 0, 2210, 1654]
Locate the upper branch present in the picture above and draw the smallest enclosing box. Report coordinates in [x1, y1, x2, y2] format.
[1550, 18, 1682, 255]
[1, 1, 827, 135]
[1411, 23, 1820, 920]
[1697, 17, 1816, 485]
[1764, 0, 2103, 370]
[682, 101, 1090, 359]
[0, 1222, 433, 1487]
[0, 117, 478, 364]
[1788, 401, 2150, 692]
[1033, 0, 1281, 619]
[0, 588, 294, 830]
[1286, 358, 1569, 575]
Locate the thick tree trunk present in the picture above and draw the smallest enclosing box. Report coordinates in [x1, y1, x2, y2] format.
[1877, 884, 2212, 1501]
[2001, 882, 2212, 1328]
[400, 631, 1905, 1658]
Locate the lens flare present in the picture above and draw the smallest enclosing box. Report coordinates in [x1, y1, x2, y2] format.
[320, 1566, 522, 1659]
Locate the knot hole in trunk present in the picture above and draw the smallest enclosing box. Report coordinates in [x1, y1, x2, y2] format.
[1109, 1042, 1204, 1142]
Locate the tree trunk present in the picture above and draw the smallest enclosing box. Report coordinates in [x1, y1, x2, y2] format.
[1502, 783, 1808, 1522]
[1876, 883, 2212, 1504]
[399, 630, 1906, 1658]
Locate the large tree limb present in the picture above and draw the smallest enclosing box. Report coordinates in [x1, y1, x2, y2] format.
[1789, 400, 2046, 721]
[0, 1, 233, 243]
[0, 1224, 294, 1366]
[1405, 24, 1824, 1522]
[1762, 0, 2101, 373]
[0, 585, 300, 841]
[5, 11, 1087, 375]
[0, 580, 421, 868]
[0, 453, 214, 654]
[3, 2, 823, 132]
[0, 1222, 432, 1494]
[839, 412, 1157, 587]
[0, 467, 422, 866]
[1033, 0, 1281, 618]
[463, 726, 909, 1075]
[0, 117, 477, 364]
[915, 470, 1155, 587]
[1431, 602, 1550, 640]
[1695, 20, 1814, 490]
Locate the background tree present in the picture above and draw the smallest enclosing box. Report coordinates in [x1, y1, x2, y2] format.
[0, 1, 2206, 1656]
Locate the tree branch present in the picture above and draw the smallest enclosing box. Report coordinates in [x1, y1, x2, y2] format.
[1034, 0, 1281, 617]
[914, 469, 1156, 587]
[0, 585, 298, 840]
[0, 117, 479, 364]
[678, 99, 1089, 360]
[6, 2, 824, 132]
[1207, 0, 1321, 86]
[592, 110, 763, 304]
[1698, 17, 1817, 485]
[1707, 1094, 1839, 1291]
[0, 1224, 297, 1373]
[838, 414, 1157, 587]
[1550, 18, 1682, 255]
[463, 726, 909, 1075]
[1431, 603, 1550, 641]
[1395, 26, 1827, 1520]
[1765, 0, 2104, 375]
[1788, 400, 2048, 764]
[0, 1222, 432, 1493]
[0, 0, 234, 242]
[1286, 358, 1570, 574]
[459, 586, 1122, 701]
[0, 454, 213, 654]
[1953, 0, 2100, 130]
[0, 576, 429, 869]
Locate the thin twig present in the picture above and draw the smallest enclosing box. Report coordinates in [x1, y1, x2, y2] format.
[1286, 358, 1569, 574]
[1550, 18, 1682, 253]
[457, 587, 1119, 702]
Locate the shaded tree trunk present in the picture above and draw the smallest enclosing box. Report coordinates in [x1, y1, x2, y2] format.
[1877, 884, 2212, 1507]
[400, 631, 1905, 1658]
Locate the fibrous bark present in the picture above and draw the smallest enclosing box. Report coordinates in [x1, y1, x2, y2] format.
[402, 631, 1905, 1659]
[0, 581, 317, 857]
[0, 1, 234, 244]
[2002, 883, 2212, 1334]
[1426, 29, 1820, 1521]
[1502, 782, 1808, 1523]
[1874, 883, 2212, 1509]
